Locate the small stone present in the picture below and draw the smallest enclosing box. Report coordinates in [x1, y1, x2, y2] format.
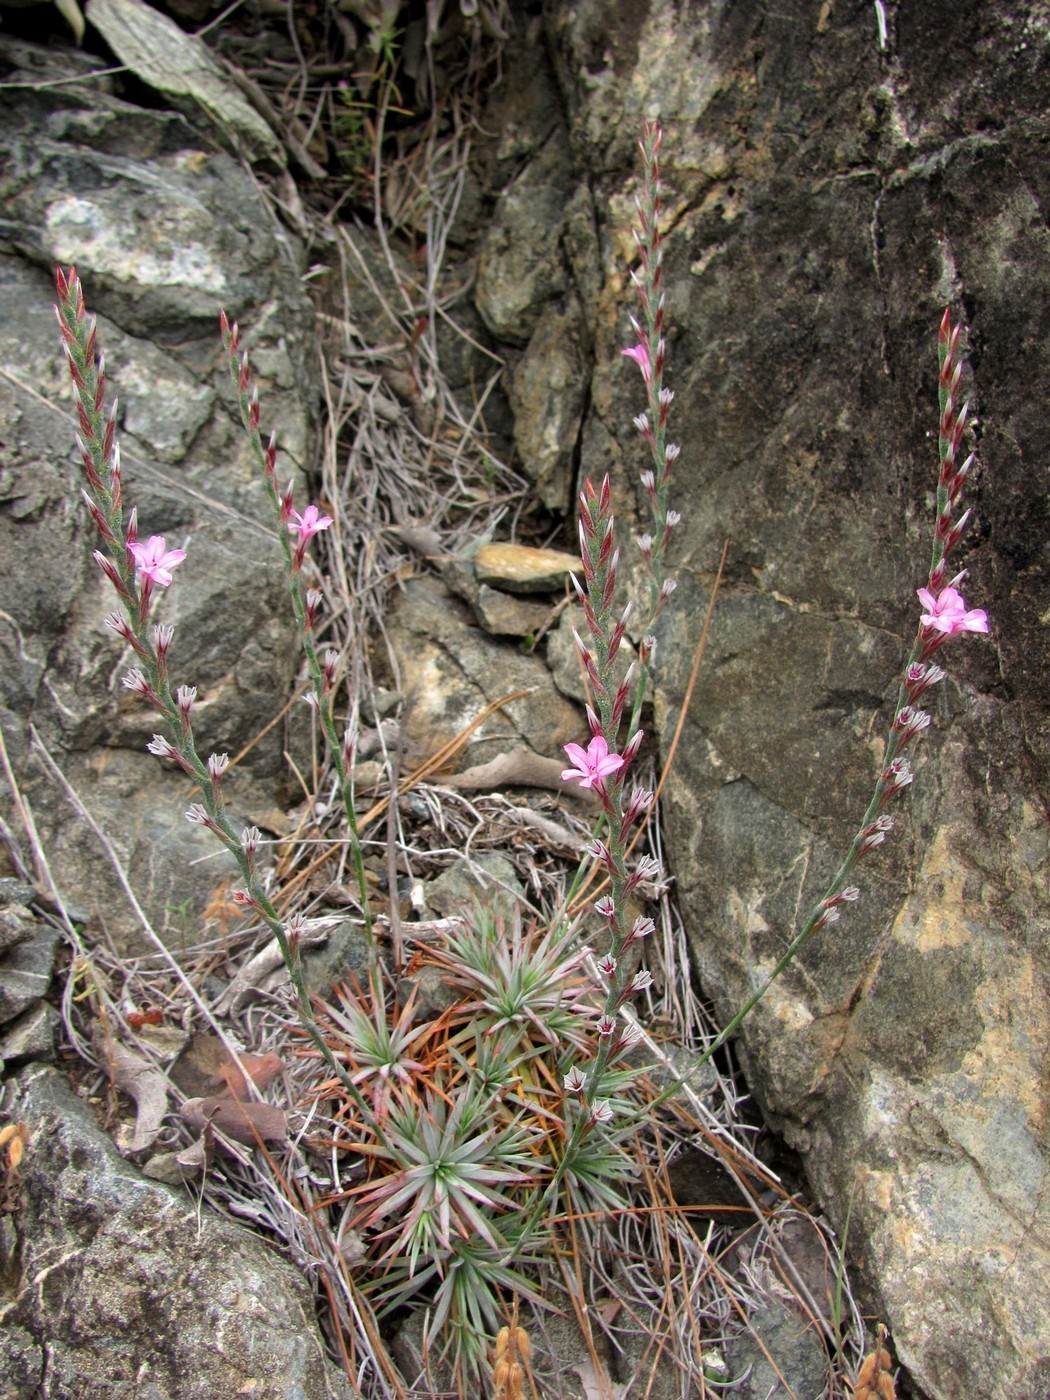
[0, 926, 61, 1024]
[0, 903, 35, 956]
[475, 542, 580, 594]
[474, 585, 555, 638]
[0, 1001, 59, 1064]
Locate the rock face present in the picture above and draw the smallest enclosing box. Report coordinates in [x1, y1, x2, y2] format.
[1, 1066, 349, 1399]
[0, 34, 314, 951]
[528, 2, 1049, 1396]
[1, 3, 1047, 1397]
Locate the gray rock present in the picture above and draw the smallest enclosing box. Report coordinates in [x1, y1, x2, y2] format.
[0, 925, 60, 1025]
[86, 0, 285, 170]
[422, 851, 523, 921]
[0, 900, 35, 957]
[301, 919, 375, 996]
[387, 575, 582, 768]
[0, 37, 315, 950]
[537, 2, 1050, 1395]
[0, 879, 37, 909]
[474, 585, 558, 639]
[723, 1297, 831, 1400]
[0, 1001, 60, 1064]
[475, 142, 572, 344]
[1, 1065, 350, 1399]
[506, 303, 589, 512]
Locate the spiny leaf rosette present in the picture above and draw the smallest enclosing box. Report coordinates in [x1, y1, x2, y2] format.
[302, 906, 636, 1375]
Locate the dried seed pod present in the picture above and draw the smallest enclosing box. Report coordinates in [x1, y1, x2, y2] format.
[492, 1313, 532, 1400]
[852, 1325, 895, 1400]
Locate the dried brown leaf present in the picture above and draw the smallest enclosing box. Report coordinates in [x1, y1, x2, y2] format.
[180, 1096, 288, 1147]
[95, 1025, 170, 1153]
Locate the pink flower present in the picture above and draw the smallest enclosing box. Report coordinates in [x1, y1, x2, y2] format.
[287, 504, 333, 544]
[561, 735, 625, 789]
[917, 585, 989, 635]
[128, 535, 186, 587]
[621, 343, 652, 386]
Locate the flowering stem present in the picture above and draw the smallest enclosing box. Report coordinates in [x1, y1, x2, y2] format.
[622, 118, 681, 740]
[219, 314, 374, 947]
[650, 308, 989, 1105]
[56, 267, 381, 1133]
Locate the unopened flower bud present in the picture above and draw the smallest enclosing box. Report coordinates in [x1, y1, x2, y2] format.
[880, 756, 914, 800]
[625, 853, 661, 894]
[893, 706, 932, 747]
[824, 887, 861, 910]
[623, 786, 654, 829]
[208, 752, 230, 782]
[583, 838, 614, 871]
[104, 610, 138, 646]
[625, 915, 655, 947]
[564, 1066, 587, 1096]
[614, 1018, 646, 1052]
[83, 490, 116, 543]
[858, 814, 894, 857]
[620, 729, 645, 765]
[305, 588, 323, 630]
[94, 549, 130, 597]
[122, 668, 150, 696]
[941, 508, 972, 554]
[905, 662, 945, 701]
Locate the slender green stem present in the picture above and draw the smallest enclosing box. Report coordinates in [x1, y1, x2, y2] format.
[57, 271, 383, 1135]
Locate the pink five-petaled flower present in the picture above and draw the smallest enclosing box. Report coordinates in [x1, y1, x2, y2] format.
[287, 504, 333, 544]
[128, 535, 186, 588]
[917, 585, 989, 636]
[561, 735, 625, 790]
